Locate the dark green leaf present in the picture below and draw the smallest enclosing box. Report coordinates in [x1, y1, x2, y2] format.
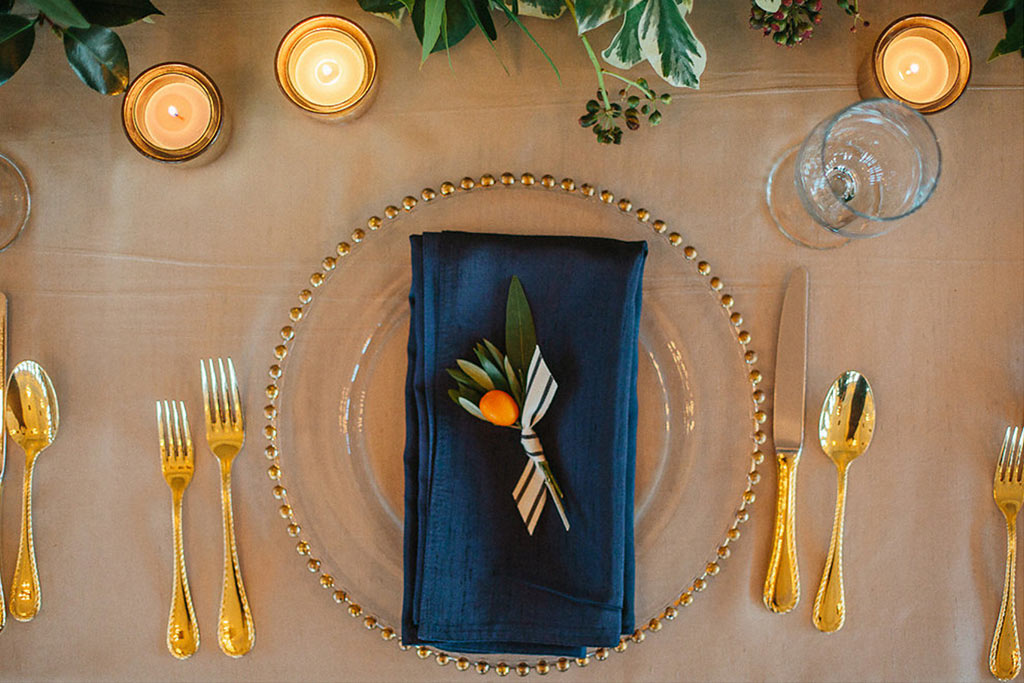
[455, 382, 484, 403]
[574, 0, 643, 32]
[468, 0, 496, 41]
[420, 0, 444, 60]
[515, 0, 565, 18]
[482, 339, 505, 369]
[474, 345, 510, 392]
[503, 356, 523, 405]
[601, 2, 643, 68]
[75, 0, 163, 27]
[63, 24, 128, 94]
[0, 0, 14, 12]
[27, 0, 89, 27]
[412, 0, 475, 56]
[489, 0, 560, 79]
[458, 395, 488, 421]
[980, 0, 1017, 15]
[456, 359, 494, 390]
[989, 2, 1023, 59]
[446, 366, 487, 393]
[358, 0, 407, 26]
[0, 14, 34, 85]
[505, 275, 537, 377]
[448, 388, 463, 406]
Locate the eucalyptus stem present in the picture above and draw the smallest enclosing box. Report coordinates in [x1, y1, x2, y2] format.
[602, 70, 655, 99]
[564, 0, 611, 110]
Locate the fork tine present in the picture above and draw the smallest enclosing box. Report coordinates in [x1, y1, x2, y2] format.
[217, 358, 230, 427]
[180, 402, 194, 460]
[201, 360, 213, 429]
[227, 357, 242, 428]
[210, 358, 223, 425]
[1014, 427, 1024, 483]
[998, 427, 1012, 482]
[157, 401, 168, 460]
[171, 400, 183, 460]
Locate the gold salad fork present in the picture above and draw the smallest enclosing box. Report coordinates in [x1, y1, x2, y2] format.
[992, 426, 1024, 680]
[201, 358, 254, 657]
[157, 401, 199, 659]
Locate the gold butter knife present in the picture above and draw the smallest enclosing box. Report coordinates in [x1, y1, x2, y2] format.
[0, 292, 7, 632]
[763, 267, 808, 613]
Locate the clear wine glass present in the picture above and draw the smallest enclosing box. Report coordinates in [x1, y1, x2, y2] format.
[0, 153, 30, 252]
[766, 98, 941, 249]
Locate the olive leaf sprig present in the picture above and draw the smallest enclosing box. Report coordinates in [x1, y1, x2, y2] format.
[447, 275, 536, 429]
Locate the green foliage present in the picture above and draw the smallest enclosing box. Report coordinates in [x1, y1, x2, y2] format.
[579, 78, 671, 144]
[504, 276, 537, 379]
[981, 0, 1023, 60]
[0, 0, 159, 93]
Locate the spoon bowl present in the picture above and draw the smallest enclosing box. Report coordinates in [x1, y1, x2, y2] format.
[4, 360, 59, 621]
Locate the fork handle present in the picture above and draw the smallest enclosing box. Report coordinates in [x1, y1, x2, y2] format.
[813, 464, 848, 633]
[10, 453, 39, 621]
[218, 463, 254, 657]
[167, 489, 199, 659]
[763, 453, 800, 613]
[991, 515, 1021, 680]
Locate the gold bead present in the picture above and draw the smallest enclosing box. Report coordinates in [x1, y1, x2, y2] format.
[480, 174, 496, 187]
[536, 660, 550, 675]
[421, 188, 437, 201]
[555, 659, 570, 672]
[727, 527, 741, 540]
[717, 545, 731, 558]
[299, 288, 313, 304]
[384, 205, 400, 219]
[631, 629, 645, 643]
[496, 662, 511, 676]
[652, 219, 667, 233]
[264, 425, 277, 440]
[280, 325, 295, 340]
[745, 350, 758, 364]
[440, 182, 456, 196]
[416, 646, 431, 659]
[710, 276, 723, 290]
[664, 606, 678, 620]
[460, 177, 475, 191]
[267, 464, 281, 480]
[579, 183, 595, 197]
[289, 308, 304, 323]
[520, 173, 535, 186]
[268, 361, 282, 377]
[575, 656, 590, 667]
[274, 345, 287, 360]
[706, 562, 720, 575]
[311, 271, 324, 286]
[272, 485, 286, 499]
[618, 198, 632, 212]
[402, 196, 417, 211]
[737, 509, 750, 522]
[755, 410, 767, 423]
[721, 294, 734, 308]
[500, 172, 516, 185]
[333, 589, 347, 603]
[476, 662, 491, 674]
[540, 174, 555, 188]
[296, 540, 310, 555]
[455, 657, 470, 670]
[348, 603, 362, 617]
[754, 430, 767, 444]
[697, 261, 711, 275]
[306, 558, 320, 572]
[730, 312, 743, 325]
[677, 592, 693, 606]
[669, 232, 682, 246]
[364, 616, 378, 630]
[515, 662, 530, 676]
[636, 208, 650, 222]
[753, 389, 765, 403]
[743, 490, 756, 504]
[649, 618, 662, 632]
[352, 228, 365, 242]
[278, 504, 291, 518]
[752, 450, 765, 464]
[599, 190, 614, 203]
[264, 443, 277, 458]
[381, 626, 396, 640]
[287, 522, 300, 536]
[693, 578, 707, 591]
[560, 178, 575, 192]
[337, 242, 351, 256]
[749, 471, 762, 485]
[436, 653, 450, 665]
[613, 639, 627, 653]
[749, 369, 763, 384]
[683, 245, 697, 259]
[367, 216, 383, 230]
[320, 574, 334, 588]
[265, 384, 279, 399]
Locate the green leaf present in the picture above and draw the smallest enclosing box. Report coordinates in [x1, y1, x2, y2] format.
[0, 0, 14, 12]
[0, 14, 34, 86]
[505, 275, 537, 377]
[446, 366, 486, 393]
[482, 339, 505, 369]
[458, 396, 489, 421]
[456, 359, 494, 390]
[359, 0, 407, 26]
[511, 0, 566, 19]
[473, 345, 510, 392]
[27, 0, 89, 27]
[412, 0, 475, 57]
[448, 388, 463, 406]
[504, 356, 523, 404]
[574, 0, 643, 33]
[602, 2, 643, 68]
[980, 0, 1017, 15]
[63, 24, 129, 94]
[988, 2, 1023, 59]
[636, 0, 705, 88]
[75, 0, 162, 26]
[490, 0, 560, 79]
[467, 0, 496, 40]
[420, 0, 444, 60]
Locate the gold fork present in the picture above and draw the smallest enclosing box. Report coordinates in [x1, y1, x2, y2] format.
[201, 358, 254, 657]
[992, 426, 1024, 680]
[157, 400, 199, 659]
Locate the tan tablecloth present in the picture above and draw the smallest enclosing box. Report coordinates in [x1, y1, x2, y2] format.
[0, 0, 1021, 679]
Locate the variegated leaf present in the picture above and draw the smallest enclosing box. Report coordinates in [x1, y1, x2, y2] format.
[506, 0, 566, 19]
[369, 7, 407, 27]
[574, 0, 643, 33]
[754, 0, 781, 11]
[637, 0, 705, 88]
[601, 3, 644, 68]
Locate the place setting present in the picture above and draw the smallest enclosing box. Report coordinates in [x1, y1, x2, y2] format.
[0, 0, 1020, 680]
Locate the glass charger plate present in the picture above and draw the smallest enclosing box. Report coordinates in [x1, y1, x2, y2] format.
[265, 173, 767, 675]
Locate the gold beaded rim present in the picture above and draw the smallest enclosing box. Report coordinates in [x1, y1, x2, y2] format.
[264, 172, 767, 675]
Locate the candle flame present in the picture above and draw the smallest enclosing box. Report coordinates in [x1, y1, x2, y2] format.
[167, 105, 184, 120]
[315, 58, 341, 86]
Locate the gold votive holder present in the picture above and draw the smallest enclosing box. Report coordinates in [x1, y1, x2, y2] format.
[275, 15, 378, 122]
[858, 15, 970, 114]
[122, 63, 228, 165]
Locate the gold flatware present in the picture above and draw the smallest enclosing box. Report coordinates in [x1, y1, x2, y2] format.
[991, 426, 1024, 680]
[763, 267, 808, 613]
[201, 358, 254, 657]
[0, 293, 7, 633]
[157, 400, 200, 659]
[812, 370, 875, 633]
[4, 360, 59, 622]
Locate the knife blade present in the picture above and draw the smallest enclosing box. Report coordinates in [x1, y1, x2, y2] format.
[762, 267, 808, 614]
[0, 291, 7, 632]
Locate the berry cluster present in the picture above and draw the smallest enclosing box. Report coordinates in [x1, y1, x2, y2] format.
[750, 0, 866, 47]
[579, 80, 671, 145]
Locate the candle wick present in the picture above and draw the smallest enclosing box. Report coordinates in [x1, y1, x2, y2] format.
[167, 105, 185, 121]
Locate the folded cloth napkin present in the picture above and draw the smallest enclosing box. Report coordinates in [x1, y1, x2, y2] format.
[403, 231, 647, 657]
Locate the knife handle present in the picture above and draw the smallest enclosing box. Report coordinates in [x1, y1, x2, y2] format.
[763, 453, 800, 613]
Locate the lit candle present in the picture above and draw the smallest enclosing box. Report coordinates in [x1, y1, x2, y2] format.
[859, 15, 971, 115]
[276, 15, 378, 121]
[122, 63, 226, 164]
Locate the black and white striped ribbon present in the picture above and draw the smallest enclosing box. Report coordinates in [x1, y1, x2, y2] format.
[511, 347, 570, 535]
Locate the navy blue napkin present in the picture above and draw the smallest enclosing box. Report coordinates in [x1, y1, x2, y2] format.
[403, 231, 646, 656]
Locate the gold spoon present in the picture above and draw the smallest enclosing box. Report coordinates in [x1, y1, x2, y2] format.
[812, 370, 875, 633]
[4, 360, 59, 621]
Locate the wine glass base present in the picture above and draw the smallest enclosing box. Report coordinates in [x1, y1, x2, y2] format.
[0, 153, 30, 253]
[766, 146, 851, 251]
